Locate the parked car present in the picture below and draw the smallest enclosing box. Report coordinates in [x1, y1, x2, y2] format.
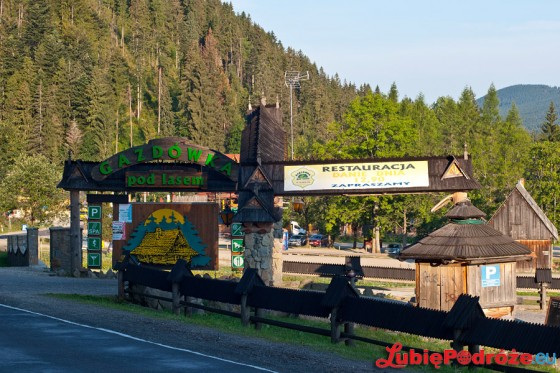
[288, 234, 307, 247]
[308, 234, 329, 247]
[387, 243, 402, 256]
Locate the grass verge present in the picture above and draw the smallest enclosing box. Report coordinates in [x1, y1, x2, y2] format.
[0, 251, 7, 267]
[46, 293, 556, 372]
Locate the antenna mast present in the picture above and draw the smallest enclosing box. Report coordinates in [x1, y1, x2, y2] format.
[284, 71, 309, 160]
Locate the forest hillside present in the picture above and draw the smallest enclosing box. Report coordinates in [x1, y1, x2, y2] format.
[477, 84, 560, 132]
[2, 0, 560, 239]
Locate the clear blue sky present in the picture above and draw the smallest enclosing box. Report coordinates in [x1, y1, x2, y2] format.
[226, 1, 560, 104]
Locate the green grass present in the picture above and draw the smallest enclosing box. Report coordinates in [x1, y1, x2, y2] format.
[517, 290, 560, 297]
[282, 274, 414, 289]
[0, 251, 7, 267]
[46, 293, 557, 372]
[46, 293, 439, 369]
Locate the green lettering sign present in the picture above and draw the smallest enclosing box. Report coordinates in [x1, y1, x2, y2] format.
[88, 222, 101, 236]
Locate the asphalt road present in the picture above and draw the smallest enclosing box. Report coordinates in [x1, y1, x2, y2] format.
[0, 303, 272, 373]
[0, 267, 376, 373]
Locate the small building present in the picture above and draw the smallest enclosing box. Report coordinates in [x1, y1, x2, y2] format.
[131, 227, 199, 265]
[400, 196, 531, 319]
[488, 180, 558, 273]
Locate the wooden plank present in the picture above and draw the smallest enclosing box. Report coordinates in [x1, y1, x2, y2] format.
[484, 306, 513, 319]
[461, 265, 468, 293]
[439, 265, 463, 311]
[518, 239, 551, 271]
[419, 264, 440, 310]
[453, 265, 463, 306]
[440, 266, 450, 310]
[415, 263, 420, 305]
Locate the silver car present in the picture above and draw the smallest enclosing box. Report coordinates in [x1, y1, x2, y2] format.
[288, 234, 307, 246]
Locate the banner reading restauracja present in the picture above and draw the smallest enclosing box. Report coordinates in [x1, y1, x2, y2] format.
[284, 161, 429, 192]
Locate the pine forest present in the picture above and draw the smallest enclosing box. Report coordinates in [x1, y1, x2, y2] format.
[1, 0, 560, 240]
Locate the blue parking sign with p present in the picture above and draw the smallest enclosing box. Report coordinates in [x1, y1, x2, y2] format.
[481, 265, 500, 287]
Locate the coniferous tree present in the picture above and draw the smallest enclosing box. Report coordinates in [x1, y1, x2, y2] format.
[84, 66, 115, 159]
[2, 57, 36, 160]
[540, 101, 559, 142]
[481, 83, 501, 126]
[388, 82, 399, 103]
[66, 119, 83, 158]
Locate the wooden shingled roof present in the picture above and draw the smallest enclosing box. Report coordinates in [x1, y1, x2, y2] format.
[399, 201, 532, 263]
[235, 104, 286, 223]
[131, 227, 199, 265]
[489, 180, 558, 241]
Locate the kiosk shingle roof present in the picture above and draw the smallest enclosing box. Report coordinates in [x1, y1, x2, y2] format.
[400, 201, 531, 263]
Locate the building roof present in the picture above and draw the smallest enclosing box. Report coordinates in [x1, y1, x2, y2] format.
[489, 181, 558, 241]
[132, 227, 199, 265]
[400, 201, 531, 263]
[445, 200, 486, 219]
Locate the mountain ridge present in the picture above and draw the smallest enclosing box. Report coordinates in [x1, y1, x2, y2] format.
[477, 84, 560, 132]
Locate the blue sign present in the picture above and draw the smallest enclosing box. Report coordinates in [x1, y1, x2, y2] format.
[481, 265, 501, 287]
[282, 231, 289, 251]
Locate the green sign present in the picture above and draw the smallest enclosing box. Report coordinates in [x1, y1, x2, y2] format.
[87, 252, 101, 268]
[231, 223, 244, 237]
[92, 138, 236, 181]
[232, 238, 244, 253]
[88, 205, 102, 220]
[232, 254, 244, 269]
[88, 237, 102, 251]
[126, 171, 205, 189]
[88, 222, 102, 236]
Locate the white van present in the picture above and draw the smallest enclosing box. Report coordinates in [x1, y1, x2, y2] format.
[290, 221, 306, 236]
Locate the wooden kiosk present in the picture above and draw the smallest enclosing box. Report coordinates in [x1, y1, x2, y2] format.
[400, 194, 532, 319]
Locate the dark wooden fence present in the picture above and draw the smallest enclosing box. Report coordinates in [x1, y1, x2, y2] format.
[115, 257, 559, 371]
[283, 259, 560, 289]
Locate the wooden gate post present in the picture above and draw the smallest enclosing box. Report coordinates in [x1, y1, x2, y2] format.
[117, 270, 125, 300]
[254, 307, 264, 330]
[184, 296, 193, 316]
[69, 190, 82, 273]
[330, 307, 340, 343]
[240, 294, 250, 327]
[344, 322, 355, 346]
[171, 282, 181, 315]
[539, 282, 548, 310]
[451, 329, 464, 365]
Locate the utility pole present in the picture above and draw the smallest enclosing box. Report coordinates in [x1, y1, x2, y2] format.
[284, 71, 309, 160]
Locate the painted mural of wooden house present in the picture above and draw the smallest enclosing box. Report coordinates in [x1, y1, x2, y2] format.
[400, 196, 532, 319]
[488, 180, 558, 273]
[131, 227, 199, 265]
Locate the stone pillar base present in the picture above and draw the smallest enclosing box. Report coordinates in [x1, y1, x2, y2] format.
[243, 222, 283, 286]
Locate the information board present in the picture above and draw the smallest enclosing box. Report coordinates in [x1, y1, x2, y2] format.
[545, 296, 560, 327]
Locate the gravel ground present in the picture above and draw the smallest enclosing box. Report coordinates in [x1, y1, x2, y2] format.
[0, 266, 392, 373]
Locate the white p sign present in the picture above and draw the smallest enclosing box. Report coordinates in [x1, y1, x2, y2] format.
[481, 265, 500, 287]
[88, 206, 102, 220]
[485, 266, 497, 279]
